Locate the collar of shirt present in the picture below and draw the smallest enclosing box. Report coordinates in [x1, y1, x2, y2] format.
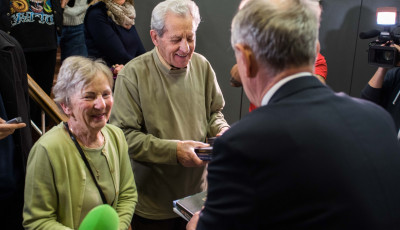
[261, 72, 312, 106]
[155, 47, 185, 70]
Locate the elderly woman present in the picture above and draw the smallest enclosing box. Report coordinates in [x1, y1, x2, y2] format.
[23, 56, 137, 230]
[84, 0, 145, 76]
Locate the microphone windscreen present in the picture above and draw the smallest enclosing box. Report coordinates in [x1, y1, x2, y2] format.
[79, 204, 119, 230]
[359, 29, 381, 39]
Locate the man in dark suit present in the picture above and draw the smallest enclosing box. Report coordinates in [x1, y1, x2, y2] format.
[187, 0, 400, 229]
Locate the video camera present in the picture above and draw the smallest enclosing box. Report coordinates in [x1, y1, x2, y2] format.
[360, 7, 400, 68]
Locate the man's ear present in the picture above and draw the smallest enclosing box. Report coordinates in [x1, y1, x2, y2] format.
[150, 30, 159, 47]
[235, 44, 258, 79]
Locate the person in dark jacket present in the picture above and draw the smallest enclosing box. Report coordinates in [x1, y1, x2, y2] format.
[0, 29, 33, 230]
[361, 53, 400, 139]
[187, 0, 400, 229]
[0, 0, 63, 128]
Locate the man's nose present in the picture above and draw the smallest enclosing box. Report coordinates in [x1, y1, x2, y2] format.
[180, 40, 190, 53]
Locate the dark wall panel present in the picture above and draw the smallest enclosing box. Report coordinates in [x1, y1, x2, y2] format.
[319, 0, 363, 94]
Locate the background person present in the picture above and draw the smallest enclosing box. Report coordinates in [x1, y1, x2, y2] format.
[110, 0, 229, 229]
[59, 0, 90, 62]
[84, 0, 145, 76]
[23, 56, 137, 230]
[361, 44, 400, 138]
[188, 0, 400, 229]
[0, 29, 32, 230]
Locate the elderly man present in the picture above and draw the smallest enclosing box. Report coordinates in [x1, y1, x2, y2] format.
[187, 0, 400, 229]
[110, 0, 229, 229]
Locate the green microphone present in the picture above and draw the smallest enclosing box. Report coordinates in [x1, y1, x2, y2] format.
[79, 204, 119, 230]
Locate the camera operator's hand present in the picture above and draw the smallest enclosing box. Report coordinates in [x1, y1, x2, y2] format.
[367, 43, 400, 89]
[177, 141, 209, 167]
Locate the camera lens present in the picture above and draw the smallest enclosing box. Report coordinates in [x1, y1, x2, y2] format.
[383, 50, 394, 61]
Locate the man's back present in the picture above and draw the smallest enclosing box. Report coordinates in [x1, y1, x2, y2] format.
[199, 77, 400, 230]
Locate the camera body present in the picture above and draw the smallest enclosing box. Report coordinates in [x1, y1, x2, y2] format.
[362, 7, 400, 67]
[368, 29, 400, 67]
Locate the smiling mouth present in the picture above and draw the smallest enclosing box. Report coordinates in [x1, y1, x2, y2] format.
[92, 114, 106, 118]
[176, 53, 188, 57]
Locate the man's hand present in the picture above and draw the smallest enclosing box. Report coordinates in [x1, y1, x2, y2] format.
[0, 118, 26, 140]
[186, 211, 201, 230]
[216, 127, 229, 137]
[177, 141, 209, 167]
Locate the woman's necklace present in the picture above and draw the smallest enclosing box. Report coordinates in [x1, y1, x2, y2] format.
[89, 158, 101, 180]
[86, 149, 104, 180]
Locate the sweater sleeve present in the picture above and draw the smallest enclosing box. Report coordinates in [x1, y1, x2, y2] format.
[361, 83, 383, 105]
[205, 61, 230, 136]
[23, 144, 73, 230]
[112, 127, 137, 230]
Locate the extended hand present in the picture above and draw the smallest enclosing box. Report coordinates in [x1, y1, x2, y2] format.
[216, 127, 229, 136]
[186, 211, 201, 230]
[177, 141, 209, 167]
[0, 118, 26, 140]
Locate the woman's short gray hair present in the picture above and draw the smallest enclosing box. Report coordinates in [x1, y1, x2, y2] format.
[231, 0, 319, 74]
[151, 0, 201, 37]
[53, 56, 113, 108]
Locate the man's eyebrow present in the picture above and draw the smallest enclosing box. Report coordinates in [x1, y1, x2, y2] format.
[170, 35, 181, 39]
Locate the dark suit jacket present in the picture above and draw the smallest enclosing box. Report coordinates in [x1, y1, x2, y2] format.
[197, 76, 400, 230]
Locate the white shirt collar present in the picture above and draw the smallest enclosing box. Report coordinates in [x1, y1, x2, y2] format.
[261, 72, 312, 106]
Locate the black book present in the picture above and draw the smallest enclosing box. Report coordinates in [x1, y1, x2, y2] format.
[173, 191, 207, 221]
[194, 146, 213, 161]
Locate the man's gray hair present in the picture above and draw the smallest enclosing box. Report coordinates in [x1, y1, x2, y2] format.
[53, 56, 113, 109]
[231, 0, 319, 73]
[151, 0, 201, 37]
